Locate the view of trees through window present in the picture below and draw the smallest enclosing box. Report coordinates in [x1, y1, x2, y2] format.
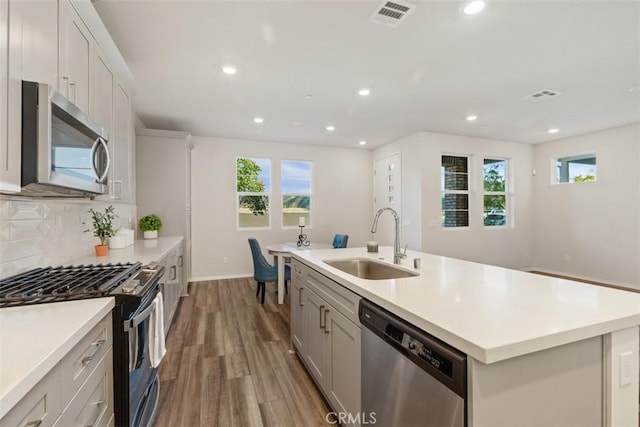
[483, 159, 507, 227]
[441, 155, 469, 227]
[237, 157, 270, 228]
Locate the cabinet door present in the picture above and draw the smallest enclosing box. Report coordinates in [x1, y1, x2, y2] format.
[291, 276, 307, 353]
[326, 308, 361, 426]
[111, 82, 133, 201]
[303, 288, 328, 389]
[59, 0, 92, 113]
[0, 0, 14, 192]
[92, 45, 113, 137]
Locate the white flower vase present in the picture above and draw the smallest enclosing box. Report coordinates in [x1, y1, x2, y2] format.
[143, 230, 158, 239]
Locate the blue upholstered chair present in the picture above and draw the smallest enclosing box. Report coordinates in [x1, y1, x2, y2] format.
[332, 234, 349, 248]
[248, 238, 291, 304]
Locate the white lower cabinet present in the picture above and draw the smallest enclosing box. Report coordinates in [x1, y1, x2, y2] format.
[291, 259, 361, 427]
[1, 312, 114, 427]
[159, 239, 186, 337]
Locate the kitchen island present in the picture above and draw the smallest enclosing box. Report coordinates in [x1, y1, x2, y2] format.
[291, 246, 640, 426]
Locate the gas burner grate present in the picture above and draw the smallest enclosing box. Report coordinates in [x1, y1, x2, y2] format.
[0, 262, 141, 307]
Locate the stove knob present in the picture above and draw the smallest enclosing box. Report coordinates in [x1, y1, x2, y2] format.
[408, 341, 416, 350]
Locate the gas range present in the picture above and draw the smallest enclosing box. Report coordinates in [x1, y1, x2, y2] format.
[0, 262, 163, 308]
[0, 262, 166, 427]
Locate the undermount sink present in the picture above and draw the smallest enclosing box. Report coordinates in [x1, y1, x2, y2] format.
[324, 258, 419, 280]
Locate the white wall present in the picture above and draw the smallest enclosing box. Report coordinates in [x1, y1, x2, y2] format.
[374, 131, 535, 270]
[190, 136, 372, 280]
[532, 124, 640, 288]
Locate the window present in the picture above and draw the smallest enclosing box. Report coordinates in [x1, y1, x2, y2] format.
[281, 160, 312, 227]
[441, 155, 469, 228]
[236, 157, 271, 228]
[483, 158, 508, 227]
[555, 154, 597, 183]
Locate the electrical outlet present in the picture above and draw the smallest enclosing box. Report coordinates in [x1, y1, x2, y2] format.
[80, 213, 87, 225]
[222, 257, 228, 264]
[563, 254, 570, 262]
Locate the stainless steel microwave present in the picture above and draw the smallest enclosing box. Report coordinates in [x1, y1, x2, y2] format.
[21, 81, 110, 197]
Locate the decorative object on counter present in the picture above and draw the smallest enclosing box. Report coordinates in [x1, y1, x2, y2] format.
[366, 241, 379, 253]
[297, 227, 310, 247]
[109, 234, 127, 249]
[139, 214, 162, 239]
[85, 205, 117, 257]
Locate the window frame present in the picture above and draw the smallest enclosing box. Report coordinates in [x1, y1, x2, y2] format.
[236, 156, 272, 230]
[280, 159, 313, 229]
[441, 154, 471, 229]
[483, 157, 509, 229]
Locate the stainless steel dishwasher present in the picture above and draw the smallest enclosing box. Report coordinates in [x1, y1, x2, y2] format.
[359, 300, 467, 427]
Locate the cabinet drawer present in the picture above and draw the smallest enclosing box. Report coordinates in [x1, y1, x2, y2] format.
[305, 267, 361, 326]
[0, 367, 62, 427]
[55, 348, 113, 427]
[59, 313, 112, 406]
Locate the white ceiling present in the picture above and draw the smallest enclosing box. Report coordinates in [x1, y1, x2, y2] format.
[94, 0, 640, 149]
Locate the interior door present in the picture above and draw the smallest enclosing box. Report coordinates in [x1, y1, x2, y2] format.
[373, 153, 402, 246]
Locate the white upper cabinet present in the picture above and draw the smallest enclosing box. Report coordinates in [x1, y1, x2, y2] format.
[1, 0, 58, 193]
[0, 1, 12, 192]
[59, 0, 93, 114]
[111, 81, 133, 202]
[91, 45, 113, 136]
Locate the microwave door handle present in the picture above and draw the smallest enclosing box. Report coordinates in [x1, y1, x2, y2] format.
[94, 137, 111, 184]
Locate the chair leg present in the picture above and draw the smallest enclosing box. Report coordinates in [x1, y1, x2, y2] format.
[285, 280, 288, 295]
[256, 282, 261, 297]
[261, 283, 266, 304]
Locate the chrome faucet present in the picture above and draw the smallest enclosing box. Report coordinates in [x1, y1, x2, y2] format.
[370, 207, 407, 265]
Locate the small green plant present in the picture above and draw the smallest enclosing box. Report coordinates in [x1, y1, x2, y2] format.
[85, 205, 117, 246]
[138, 214, 162, 232]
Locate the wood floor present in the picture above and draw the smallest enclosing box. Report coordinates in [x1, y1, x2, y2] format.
[153, 277, 333, 427]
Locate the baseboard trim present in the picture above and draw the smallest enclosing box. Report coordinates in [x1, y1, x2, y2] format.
[190, 273, 252, 282]
[528, 268, 640, 293]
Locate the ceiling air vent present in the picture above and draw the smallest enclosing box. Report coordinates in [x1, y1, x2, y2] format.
[523, 89, 563, 99]
[369, 1, 416, 28]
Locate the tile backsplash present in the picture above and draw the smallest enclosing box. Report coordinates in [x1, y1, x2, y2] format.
[0, 196, 135, 279]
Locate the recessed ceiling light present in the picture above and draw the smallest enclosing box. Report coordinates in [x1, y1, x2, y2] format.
[292, 121, 301, 126]
[359, 140, 367, 146]
[463, 0, 485, 15]
[548, 128, 559, 134]
[221, 65, 237, 75]
[305, 94, 313, 100]
[253, 117, 264, 124]
[325, 125, 335, 132]
[358, 88, 371, 96]
[466, 115, 478, 121]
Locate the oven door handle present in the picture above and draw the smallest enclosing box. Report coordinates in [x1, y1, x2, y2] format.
[124, 298, 157, 332]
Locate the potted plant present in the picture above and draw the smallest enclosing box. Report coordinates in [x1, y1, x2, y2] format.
[139, 214, 162, 239]
[85, 205, 117, 256]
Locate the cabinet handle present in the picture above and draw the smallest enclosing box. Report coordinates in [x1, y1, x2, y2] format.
[25, 420, 42, 427]
[298, 287, 304, 307]
[324, 308, 331, 334]
[61, 75, 70, 98]
[83, 400, 106, 427]
[81, 339, 106, 365]
[171, 265, 177, 281]
[178, 255, 183, 267]
[69, 81, 77, 103]
[319, 304, 325, 329]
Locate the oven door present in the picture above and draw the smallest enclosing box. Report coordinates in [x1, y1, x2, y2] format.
[125, 286, 161, 427]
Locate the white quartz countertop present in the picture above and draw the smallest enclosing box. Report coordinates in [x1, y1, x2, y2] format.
[292, 246, 640, 364]
[0, 298, 115, 418]
[69, 235, 184, 266]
